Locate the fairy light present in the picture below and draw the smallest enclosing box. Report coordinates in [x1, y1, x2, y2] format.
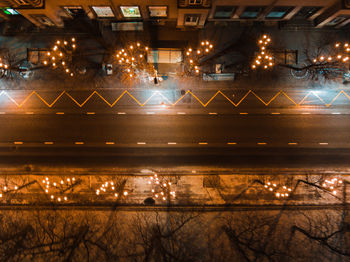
[321, 176, 343, 195]
[95, 180, 129, 199]
[263, 180, 292, 199]
[148, 172, 176, 202]
[252, 34, 274, 70]
[42, 176, 78, 203]
[185, 40, 214, 75]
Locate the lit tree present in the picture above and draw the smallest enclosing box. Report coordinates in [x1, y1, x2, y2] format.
[251, 34, 274, 70]
[147, 172, 176, 203]
[184, 40, 214, 75]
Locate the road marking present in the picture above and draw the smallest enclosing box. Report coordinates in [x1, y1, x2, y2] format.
[25, 112, 34, 114]
[168, 142, 177, 145]
[147, 112, 155, 114]
[301, 112, 310, 115]
[86, 112, 95, 115]
[257, 142, 267, 145]
[227, 142, 237, 145]
[288, 142, 298, 145]
[177, 112, 186, 115]
[199, 142, 208, 145]
[137, 142, 146, 145]
[44, 142, 54, 145]
[0, 112, 6, 114]
[240, 112, 248, 115]
[14, 142, 23, 145]
[117, 112, 126, 115]
[56, 112, 64, 115]
[209, 112, 217, 115]
[319, 142, 328, 145]
[271, 112, 280, 115]
[105, 142, 115, 145]
[75, 142, 84, 145]
[332, 112, 341, 114]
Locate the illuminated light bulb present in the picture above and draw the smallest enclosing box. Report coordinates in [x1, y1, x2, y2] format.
[288, 188, 291, 191]
[47, 52, 51, 56]
[330, 186, 334, 189]
[276, 193, 280, 197]
[116, 54, 119, 58]
[262, 47, 265, 50]
[269, 57, 273, 60]
[140, 54, 143, 58]
[64, 197, 67, 201]
[43, 180, 46, 183]
[52, 57, 56, 61]
[56, 40, 60, 44]
[263, 35, 267, 39]
[264, 65, 268, 69]
[70, 73, 73, 77]
[264, 185, 268, 188]
[62, 61, 65, 65]
[206, 41, 209, 45]
[269, 62, 273, 66]
[126, 59, 129, 63]
[151, 189, 155, 192]
[155, 181, 159, 184]
[148, 181, 151, 184]
[259, 40, 263, 44]
[205, 48, 209, 52]
[168, 182, 172, 185]
[124, 191, 128, 196]
[119, 60, 122, 63]
[154, 174, 157, 177]
[283, 186, 287, 189]
[328, 57, 332, 61]
[155, 194, 158, 198]
[320, 56, 324, 60]
[267, 182, 271, 185]
[137, 42, 140, 47]
[162, 197, 166, 200]
[14, 186, 18, 190]
[0, 193, 2, 198]
[267, 38, 271, 42]
[53, 46, 58, 50]
[190, 59, 193, 63]
[46, 177, 49, 181]
[285, 193, 289, 197]
[59, 53, 63, 57]
[269, 188, 273, 191]
[339, 180, 343, 184]
[333, 190, 337, 195]
[96, 190, 100, 195]
[209, 44, 213, 48]
[197, 50, 201, 54]
[163, 183, 167, 187]
[110, 181, 113, 185]
[112, 186, 115, 190]
[345, 43, 349, 47]
[50, 195, 54, 199]
[72, 44, 76, 48]
[145, 47, 149, 50]
[335, 43, 340, 47]
[64, 41, 67, 45]
[186, 52, 190, 55]
[129, 74, 133, 77]
[201, 42, 205, 45]
[322, 183, 326, 187]
[131, 57, 135, 61]
[256, 60, 260, 65]
[261, 51, 265, 55]
[53, 182, 57, 186]
[60, 180, 64, 184]
[43, 61, 47, 65]
[161, 192, 164, 195]
[46, 185, 49, 189]
[189, 48, 192, 52]
[196, 69, 199, 73]
[347, 48, 350, 52]
[130, 45, 133, 49]
[66, 69, 69, 73]
[58, 197, 61, 202]
[281, 193, 285, 197]
[265, 55, 268, 59]
[72, 38, 75, 42]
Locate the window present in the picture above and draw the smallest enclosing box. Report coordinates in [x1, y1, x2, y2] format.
[184, 14, 200, 26]
[240, 6, 265, 19]
[148, 6, 167, 18]
[214, 6, 235, 19]
[31, 15, 55, 26]
[266, 6, 293, 19]
[63, 6, 85, 16]
[326, 15, 349, 26]
[92, 6, 115, 18]
[189, 0, 202, 5]
[120, 6, 141, 18]
[1, 8, 19, 15]
[296, 6, 322, 18]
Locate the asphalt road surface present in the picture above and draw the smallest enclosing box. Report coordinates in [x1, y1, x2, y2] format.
[0, 114, 350, 168]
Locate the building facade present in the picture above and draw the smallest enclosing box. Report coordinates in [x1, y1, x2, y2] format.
[1, 0, 350, 29]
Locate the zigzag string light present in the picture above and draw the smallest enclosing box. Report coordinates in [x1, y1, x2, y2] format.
[1, 90, 350, 108]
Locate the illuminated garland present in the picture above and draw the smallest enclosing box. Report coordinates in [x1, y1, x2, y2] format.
[252, 34, 274, 70]
[185, 40, 214, 74]
[42, 176, 78, 202]
[43, 38, 77, 77]
[95, 180, 128, 198]
[148, 173, 176, 201]
[115, 42, 156, 79]
[321, 177, 343, 195]
[312, 42, 350, 64]
[263, 181, 292, 198]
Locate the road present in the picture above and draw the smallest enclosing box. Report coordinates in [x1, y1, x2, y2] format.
[0, 113, 350, 167]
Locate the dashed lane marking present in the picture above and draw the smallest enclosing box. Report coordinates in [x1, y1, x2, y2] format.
[168, 142, 177, 145]
[240, 112, 248, 115]
[137, 142, 146, 145]
[117, 112, 126, 115]
[86, 112, 95, 115]
[288, 142, 298, 145]
[257, 142, 267, 145]
[105, 142, 115, 145]
[14, 142, 23, 145]
[319, 142, 329, 145]
[199, 142, 208, 145]
[227, 142, 237, 145]
[56, 112, 64, 115]
[75, 142, 84, 145]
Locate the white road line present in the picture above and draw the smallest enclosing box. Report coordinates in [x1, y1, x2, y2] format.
[14, 142, 23, 145]
[86, 112, 95, 115]
[271, 112, 280, 115]
[177, 112, 186, 115]
[75, 142, 84, 145]
[147, 112, 155, 114]
[332, 112, 341, 114]
[105, 142, 115, 145]
[209, 112, 217, 115]
[240, 112, 248, 115]
[227, 142, 237, 145]
[168, 142, 177, 145]
[117, 112, 126, 115]
[288, 142, 298, 145]
[137, 142, 146, 145]
[56, 112, 64, 115]
[319, 143, 328, 145]
[0, 112, 6, 114]
[44, 142, 54, 145]
[257, 142, 267, 145]
[25, 112, 34, 114]
[199, 142, 208, 145]
[301, 112, 310, 115]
